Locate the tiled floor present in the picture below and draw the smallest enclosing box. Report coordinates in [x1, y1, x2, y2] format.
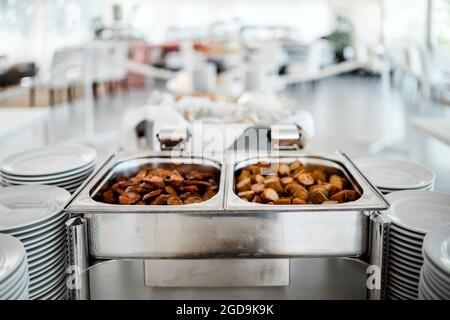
[1, 74, 449, 192]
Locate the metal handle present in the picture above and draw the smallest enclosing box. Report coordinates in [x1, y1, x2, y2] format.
[366, 212, 391, 300]
[66, 216, 90, 300]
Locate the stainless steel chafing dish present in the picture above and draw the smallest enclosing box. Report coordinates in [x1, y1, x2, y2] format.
[65, 150, 388, 260]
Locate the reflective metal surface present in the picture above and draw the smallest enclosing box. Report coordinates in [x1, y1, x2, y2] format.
[86, 258, 369, 300]
[144, 259, 289, 287]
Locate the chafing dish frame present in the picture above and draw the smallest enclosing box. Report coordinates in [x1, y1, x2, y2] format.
[65, 150, 391, 300]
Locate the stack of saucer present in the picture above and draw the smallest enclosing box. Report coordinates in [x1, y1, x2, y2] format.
[0, 145, 96, 194]
[0, 185, 71, 300]
[355, 157, 435, 194]
[419, 224, 450, 300]
[384, 190, 450, 300]
[0, 234, 29, 300]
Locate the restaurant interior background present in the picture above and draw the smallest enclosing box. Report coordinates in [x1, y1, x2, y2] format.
[0, 0, 450, 301]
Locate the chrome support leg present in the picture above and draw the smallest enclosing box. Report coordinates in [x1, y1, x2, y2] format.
[366, 212, 391, 300]
[66, 216, 91, 300]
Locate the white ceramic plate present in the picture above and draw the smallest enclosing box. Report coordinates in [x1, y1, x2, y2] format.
[422, 224, 450, 276]
[39, 278, 67, 300]
[27, 233, 66, 258]
[0, 234, 26, 283]
[0, 257, 27, 296]
[28, 241, 66, 264]
[421, 267, 450, 297]
[30, 251, 66, 278]
[389, 254, 422, 273]
[0, 170, 93, 187]
[28, 245, 66, 270]
[29, 270, 66, 299]
[4, 270, 28, 300]
[389, 241, 424, 260]
[0, 186, 70, 231]
[389, 248, 423, 268]
[388, 270, 420, 289]
[3, 211, 67, 236]
[389, 236, 423, 253]
[355, 157, 435, 190]
[30, 261, 66, 289]
[22, 226, 65, 249]
[386, 191, 450, 234]
[388, 259, 421, 278]
[390, 223, 425, 240]
[0, 145, 96, 177]
[0, 162, 95, 182]
[387, 280, 418, 299]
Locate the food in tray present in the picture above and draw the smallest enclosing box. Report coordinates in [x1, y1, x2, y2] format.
[98, 167, 219, 205]
[235, 161, 360, 205]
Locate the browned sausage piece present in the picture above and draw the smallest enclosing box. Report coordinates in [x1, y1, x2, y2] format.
[178, 185, 199, 192]
[254, 174, 265, 184]
[264, 177, 284, 193]
[184, 196, 204, 204]
[167, 196, 183, 205]
[261, 188, 279, 202]
[330, 190, 359, 203]
[251, 183, 265, 193]
[150, 194, 170, 205]
[119, 187, 141, 204]
[238, 190, 255, 201]
[294, 172, 315, 186]
[329, 175, 346, 190]
[236, 177, 251, 192]
[312, 167, 327, 182]
[286, 182, 309, 201]
[309, 190, 328, 204]
[143, 175, 165, 188]
[184, 180, 212, 187]
[278, 163, 291, 176]
[165, 185, 178, 196]
[275, 198, 291, 205]
[292, 198, 307, 205]
[186, 170, 213, 180]
[103, 190, 115, 204]
[131, 169, 147, 183]
[143, 189, 163, 201]
[167, 170, 185, 186]
[309, 185, 329, 198]
[280, 176, 294, 185]
[238, 170, 251, 181]
[203, 189, 217, 201]
[252, 195, 262, 203]
[289, 160, 303, 171]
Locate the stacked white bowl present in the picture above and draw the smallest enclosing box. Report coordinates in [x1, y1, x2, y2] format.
[384, 190, 450, 300]
[419, 224, 450, 300]
[0, 185, 70, 300]
[0, 145, 97, 194]
[0, 234, 29, 300]
[355, 157, 435, 194]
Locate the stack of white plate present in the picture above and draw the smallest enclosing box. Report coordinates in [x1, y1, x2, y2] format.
[0, 145, 97, 194]
[355, 157, 435, 194]
[0, 185, 71, 300]
[384, 190, 450, 300]
[0, 234, 29, 300]
[419, 224, 450, 300]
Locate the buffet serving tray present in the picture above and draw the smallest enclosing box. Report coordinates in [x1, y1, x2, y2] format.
[65, 150, 389, 259]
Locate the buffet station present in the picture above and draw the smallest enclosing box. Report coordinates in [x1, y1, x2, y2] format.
[1, 56, 450, 301]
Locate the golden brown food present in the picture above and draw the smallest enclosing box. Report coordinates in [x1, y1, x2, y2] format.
[235, 161, 360, 205]
[98, 167, 219, 205]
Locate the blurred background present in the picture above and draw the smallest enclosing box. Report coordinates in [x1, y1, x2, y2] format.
[0, 0, 449, 191]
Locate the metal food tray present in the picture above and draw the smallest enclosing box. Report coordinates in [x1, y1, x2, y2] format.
[65, 150, 389, 260]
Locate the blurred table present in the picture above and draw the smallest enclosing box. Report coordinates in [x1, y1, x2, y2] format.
[411, 117, 450, 146]
[0, 107, 50, 143]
